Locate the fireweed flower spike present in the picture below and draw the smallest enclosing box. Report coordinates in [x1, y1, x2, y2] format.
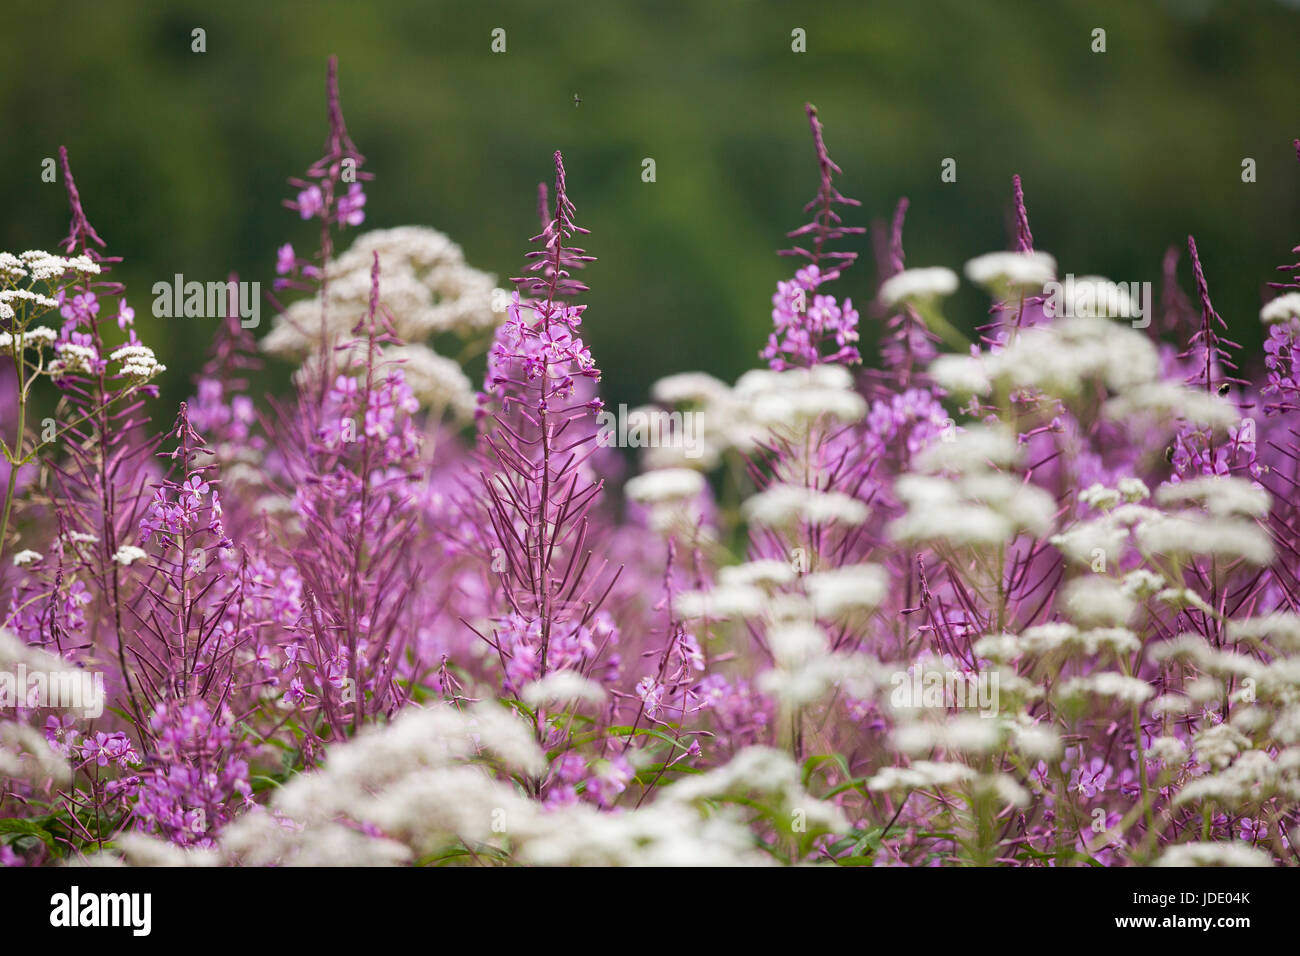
[1171, 236, 1254, 479]
[871, 198, 953, 385]
[282, 253, 425, 737]
[476, 152, 622, 750]
[967, 176, 1057, 347]
[3, 148, 163, 734]
[763, 104, 865, 371]
[280, 55, 373, 395]
[132, 403, 237, 706]
[1012, 173, 1034, 253]
[1256, 147, 1300, 610]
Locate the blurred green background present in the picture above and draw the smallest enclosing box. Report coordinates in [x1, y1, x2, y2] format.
[2, 0, 1299, 415]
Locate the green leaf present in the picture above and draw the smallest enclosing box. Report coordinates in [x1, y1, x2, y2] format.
[0, 817, 56, 850]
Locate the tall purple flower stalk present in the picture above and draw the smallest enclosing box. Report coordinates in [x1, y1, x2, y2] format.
[869, 197, 941, 391]
[10, 148, 162, 730]
[1256, 143, 1300, 607]
[1171, 236, 1255, 479]
[277, 55, 371, 395]
[475, 151, 621, 711]
[129, 403, 237, 710]
[284, 254, 424, 738]
[763, 104, 865, 370]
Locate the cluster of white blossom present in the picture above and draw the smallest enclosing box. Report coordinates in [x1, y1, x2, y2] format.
[263, 227, 502, 419]
[0, 630, 79, 789]
[263, 226, 502, 351]
[94, 700, 844, 866]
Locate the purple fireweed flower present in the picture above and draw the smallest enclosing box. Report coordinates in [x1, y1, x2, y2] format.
[59, 291, 99, 326]
[283, 56, 372, 232]
[273, 253, 428, 737]
[133, 699, 251, 848]
[475, 151, 620, 703]
[296, 184, 325, 220]
[275, 243, 297, 275]
[44, 714, 81, 758]
[79, 731, 141, 770]
[336, 182, 367, 226]
[763, 104, 865, 370]
[585, 755, 634, 809]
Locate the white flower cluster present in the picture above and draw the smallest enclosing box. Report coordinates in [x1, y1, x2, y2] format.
[1229, 612, 1300, 652]
[1059, 672, 1155, 706]
[743, 483, 869, 529]
[624, 467, 707, 534]
[1155, 843, 1274, 867]
[676, 558, 884, 625]
[1154, 475, 1270, 519]
[974, 623, 1140, 662]
[1103, 381, 1240, 430]
[1051, 475, 1272, 627]
[878, 266, 959, 307]
[0, 326, 58, 354]
[758, 616, 880, 708]
[1260, 292, 1300, 325]
[262, 226, 503, 361]
[519, 671, 607, 708]
[48, 341, 100, 380]
[891, 426, 1054, 546]
[735, 364, 867, 433]
[1175, 749, 1296, 809]
[110, 343, 166, 381]
[0, 629, 84, 788]
[96, 702, 844, 866]
[1045, 275, 1141, 319]
[1135, 507, 1272, 567]
[964, 250, 1056, 293]
[642, 372, 755, 469]
[930, 316, 1159, 401]
[803, 564, 888, 622]
[641, 365, 866, 471]
[0, 288, 62, 312]
[112, 545, 148, 567]
[0, 250, 100, 283]
[674, 550, 886, 709]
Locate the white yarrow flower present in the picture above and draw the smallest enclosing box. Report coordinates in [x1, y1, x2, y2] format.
[520, 671, 607, 708]
[1155, 843, 1274, 867]
[964, 250, 1056, 291]
[112, 545, 149, 567]
[625, 468, 705, 505]
[1155, 476, 1270, 518]
[804, 564, 887, 620]
[742, 484, 868, 528]
[1260, 292, 1300, 325]
[878, 267, 959, 306]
